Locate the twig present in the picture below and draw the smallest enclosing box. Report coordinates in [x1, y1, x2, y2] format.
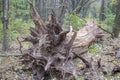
[111, 65, 120, 75]
[73, 52, 91, 68]
[0, 54, 22, 57]
[97, 25, 113, 36]
[65, 31, 77, 55]
[17, 37, 23, 54]
[24, 53, 36, 60]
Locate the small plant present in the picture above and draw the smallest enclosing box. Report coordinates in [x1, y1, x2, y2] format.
[99, 5, 115, 33]
[89, 43, 101, 53]
[63, 13, 86, 29]
[8, 19, 34, 41]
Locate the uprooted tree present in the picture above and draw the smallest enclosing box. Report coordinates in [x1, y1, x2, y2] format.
[20, 3, 105, 80]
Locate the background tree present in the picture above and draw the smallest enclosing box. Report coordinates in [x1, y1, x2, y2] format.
[69, 0, 96, 18]
[34, 0, 96, 24]
[99, 0, 106, 21]
[2, 0, 9, 51]
[113, 0, 120, 38]
[0, 0, 2, 20]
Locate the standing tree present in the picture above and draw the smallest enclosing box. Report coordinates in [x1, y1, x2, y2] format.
[69, 0, 96, 18]
[0, 0, 2, 20]
[99, 0, 106, 21]
[113, 0, 120, 38]
[2, 0, 9, 51]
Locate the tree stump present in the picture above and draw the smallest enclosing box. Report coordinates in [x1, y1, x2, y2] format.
[20, 3, 104, 80]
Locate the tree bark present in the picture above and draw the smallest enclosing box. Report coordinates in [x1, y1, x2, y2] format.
[113, 0, 120, 38]
[2, 0, 9, 51]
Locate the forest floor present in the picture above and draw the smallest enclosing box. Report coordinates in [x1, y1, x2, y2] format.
[0, 33, 120, 80]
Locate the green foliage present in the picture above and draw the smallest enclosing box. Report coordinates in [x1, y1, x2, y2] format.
[74, 75, 83, 80]
[95, 4, 115, 34]
[8, 19, 34, 41]
[0, 0, 35, 42]
[99, 6, 115, 33]
[0, 0, 36, 43]
[9, 0, 29, 19]
[89, 43, 101, 53]
[110, 0, 117, 5]
[63, 13, 86, 29]
[0, 20, 34, 43]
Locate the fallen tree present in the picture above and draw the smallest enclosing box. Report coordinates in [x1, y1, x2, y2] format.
[20, 3, 104, 80]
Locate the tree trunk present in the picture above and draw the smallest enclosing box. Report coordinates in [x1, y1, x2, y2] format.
[58, 0, 67, 25]
[99, 0, 106, 21]
[2, 0, 9, 51]
[0, 0, 2, 20]
[113, 0, 120, 38]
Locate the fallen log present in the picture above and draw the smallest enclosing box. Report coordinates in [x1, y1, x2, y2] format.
[72, 20, 103, 55]
[20, 2, 104, 80]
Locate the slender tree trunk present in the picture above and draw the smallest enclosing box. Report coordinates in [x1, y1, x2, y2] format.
[58, 0, 67, 25]
[0, 0, 2, 20]
[2, 0, 9, 51]
[99, 0, 106, 21]
[113, 0, 120, 38]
